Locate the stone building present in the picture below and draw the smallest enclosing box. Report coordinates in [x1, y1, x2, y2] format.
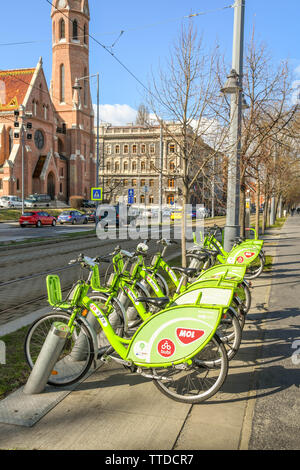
[97, 122, 224, 210]
[0, 0, 96, 202]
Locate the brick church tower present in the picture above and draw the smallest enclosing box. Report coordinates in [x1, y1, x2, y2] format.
[50, 0, 96, 199]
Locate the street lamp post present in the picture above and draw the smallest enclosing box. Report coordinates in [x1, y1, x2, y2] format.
[221, 0, 246, 251]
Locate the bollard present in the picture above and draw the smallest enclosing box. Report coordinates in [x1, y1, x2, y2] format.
[24, 322, 70, 395]
[69, 312, 99, 361]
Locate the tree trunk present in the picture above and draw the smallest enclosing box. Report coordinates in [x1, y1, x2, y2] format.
[181, 185, 188, 268]
[240, 187, 246, 238]
[255, 177, 260, 235]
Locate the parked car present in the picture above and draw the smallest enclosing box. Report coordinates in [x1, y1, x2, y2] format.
[57, 210, 88, 225]
[0, 195, 23, 208]
[98, 204, 138, 227]
[82, 199, 96, 209]
[86, 210, 96, 222]
[19, 211, 57, 228]
[170, 209, 182, 221]
[24, 194, 51, 208]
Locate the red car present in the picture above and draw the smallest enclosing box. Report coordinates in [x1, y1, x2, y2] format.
[19, 211, 57, 228]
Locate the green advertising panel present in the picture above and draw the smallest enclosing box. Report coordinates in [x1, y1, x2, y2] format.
[197, 264, 246, 282]
[126, 305, 222, 366]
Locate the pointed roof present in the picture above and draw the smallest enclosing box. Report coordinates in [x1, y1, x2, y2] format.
[0, 68, 35, 112]
[51, 0, 90, 18]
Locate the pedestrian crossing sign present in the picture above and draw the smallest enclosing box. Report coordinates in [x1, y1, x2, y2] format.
[91, 188, 103, 201]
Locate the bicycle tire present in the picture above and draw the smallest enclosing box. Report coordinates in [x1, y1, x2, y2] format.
[152, 334, 228, 404]
[217, 308, 242, 361]
[24, 312, 94, 387]
[244, 252, 265, 280]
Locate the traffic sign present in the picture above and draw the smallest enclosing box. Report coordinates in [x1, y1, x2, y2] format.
[128, 188, 134, 204]
[91, 188, 103, 201]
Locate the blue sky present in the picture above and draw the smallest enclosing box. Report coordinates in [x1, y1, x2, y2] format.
[1, 0, 299, 123]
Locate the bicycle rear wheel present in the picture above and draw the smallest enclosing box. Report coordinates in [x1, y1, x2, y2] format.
[24, 312, 94, 387]
[152, 335, 228, 404]
[217, 308, 242, 361]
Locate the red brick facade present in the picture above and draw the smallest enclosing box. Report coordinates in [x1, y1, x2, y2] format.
[0, 0, 96, 202]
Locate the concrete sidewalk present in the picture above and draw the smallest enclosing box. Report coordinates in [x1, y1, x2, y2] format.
[0, 219, 298, 450]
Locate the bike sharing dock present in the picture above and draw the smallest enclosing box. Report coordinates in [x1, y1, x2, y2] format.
[0, 218, 299, 450]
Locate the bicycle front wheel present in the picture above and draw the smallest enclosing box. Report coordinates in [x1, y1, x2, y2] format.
[152, 335, 228, 404]
[24, 312, 94, 387]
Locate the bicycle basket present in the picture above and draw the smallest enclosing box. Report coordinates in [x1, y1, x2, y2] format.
[46, 275, 62, 306]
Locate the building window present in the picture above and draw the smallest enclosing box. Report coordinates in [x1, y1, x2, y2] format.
[60, 167, 64, 177]
[59, 19, 65, 40]
[124, 144, 129, 154]
[132, 179, 137, 187]
[140, 194, 145, 204]
[106, 145, 111, 155]
[16, 178, 20, 191]
[169, 143, 175, 153]
[115, 145, 120, 154]
[141, 161, 146, 172]
[167, 194, 175, 205]
[83, 68, 88, 106]
[149, 195, 154, 204]
[149, 179, 154, 187]
[168, 178, 175, 189]
[60, 64, 65, 103]
[84, 24, 88, 44]
[141, 144, 146, 154]
[150, 144, 155, 154]
[60, 183, 63, 193]
[132, 144, 137, 154]
[132, 161, 137, 171]
[115, 161, 120, 172]
[169, 161, 175, 171]
[106, 161, 111, 171]
[141, 179, 146, 187]
[123, 161, 128, 171]
[73, 19, 78, 40]
[123, 179, 128, 186]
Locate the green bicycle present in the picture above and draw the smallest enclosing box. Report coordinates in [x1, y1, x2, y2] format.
[24, 254, 229, 404]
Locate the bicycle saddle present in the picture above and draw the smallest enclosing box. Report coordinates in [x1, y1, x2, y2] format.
[170, 267, 198, 277]
[136, 296, 170, 307]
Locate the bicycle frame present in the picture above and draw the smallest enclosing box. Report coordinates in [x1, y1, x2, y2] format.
[47, 273, 224, 369]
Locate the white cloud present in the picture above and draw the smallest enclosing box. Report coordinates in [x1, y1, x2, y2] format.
[93, 104, 137, 126]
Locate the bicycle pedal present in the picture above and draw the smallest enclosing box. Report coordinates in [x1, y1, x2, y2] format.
[97, 346, 110, 359]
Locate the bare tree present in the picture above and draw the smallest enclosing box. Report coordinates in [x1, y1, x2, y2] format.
[135, 104, 150, 126]
[148, 23, 227, 265]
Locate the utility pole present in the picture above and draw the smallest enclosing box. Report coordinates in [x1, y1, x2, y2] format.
[159, 123, 163, 235]
[221, 0, 246, 251]
[19, 105, 32, 214]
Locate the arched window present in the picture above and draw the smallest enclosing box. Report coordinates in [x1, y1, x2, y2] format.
[59, 19, 65, 40]
[141, 161, 146, 172]
[115, 161, 120, 172]
[106, 161, 111, 171]
[132, 161, 137, 171]
[60, 64, 65, 103]
[73, 19, 78, 40]
[169, 161, 175, 171]
[123, 161, 128, 171]
[8, 128, 13, 155]
[84, 24, 88, 44]
[140, 195, 145, 204]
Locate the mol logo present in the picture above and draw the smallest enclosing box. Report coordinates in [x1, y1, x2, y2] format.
[244, 251, 255, 258]
[176, 328, 205, 345]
